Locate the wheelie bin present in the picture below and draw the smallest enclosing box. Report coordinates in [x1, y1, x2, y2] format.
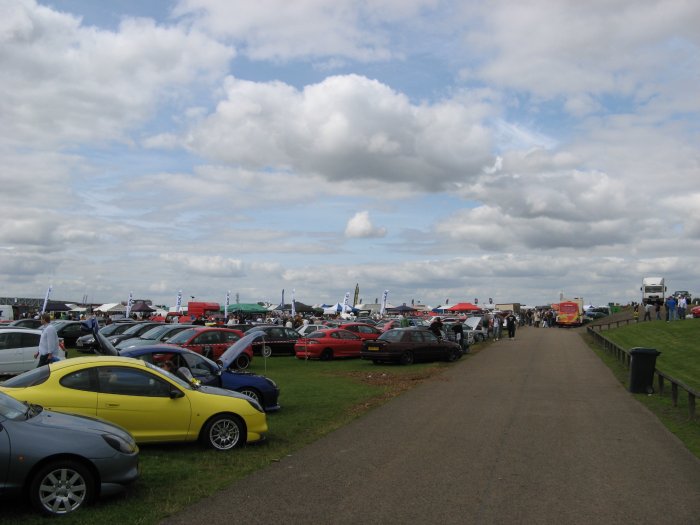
[628, 347, 661, 394]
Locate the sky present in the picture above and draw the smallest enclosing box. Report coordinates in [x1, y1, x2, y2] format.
[1, 0, 699, 310]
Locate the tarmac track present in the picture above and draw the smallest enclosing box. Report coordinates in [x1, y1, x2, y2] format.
[163, 326, 700, 524]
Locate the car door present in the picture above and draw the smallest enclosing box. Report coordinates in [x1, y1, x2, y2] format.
[336, 330, 362, 357]
[0, 331, 23, 374]
[418, 330, 444, 361]
[19, 332, 41, 371]
[96, 365, 192, 442]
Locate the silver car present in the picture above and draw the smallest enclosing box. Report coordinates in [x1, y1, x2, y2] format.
[0, 328, 66, 375]
[0, 391, 139, 516]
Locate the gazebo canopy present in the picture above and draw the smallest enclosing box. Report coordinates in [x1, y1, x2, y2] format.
[130, 301, 155, 312]
[446, 302, 481, 312]
[95, 302, 126, 313]
[223, 303, 269, 314]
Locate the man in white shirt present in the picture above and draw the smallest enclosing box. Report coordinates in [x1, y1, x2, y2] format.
[35, 313, 59, 367]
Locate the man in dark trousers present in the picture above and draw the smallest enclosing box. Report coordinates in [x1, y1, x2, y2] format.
[506, 312, 517, 340]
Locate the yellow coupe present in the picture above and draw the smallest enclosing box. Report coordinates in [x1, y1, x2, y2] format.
[0, 356, 267, 450]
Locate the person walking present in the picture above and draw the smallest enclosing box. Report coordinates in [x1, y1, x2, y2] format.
[492, 314, 502, 341]
[506, 312, 517, 339]
[35, 313, 59, 367]
[643, 302, 653, 321]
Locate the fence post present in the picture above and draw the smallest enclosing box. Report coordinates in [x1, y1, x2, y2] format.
[658, 374, 664, 396]
[672, 383, 679, 407]
[689, 393, 696, 419]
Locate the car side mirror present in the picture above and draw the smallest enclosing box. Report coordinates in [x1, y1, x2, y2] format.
[169, 388, 185, 399]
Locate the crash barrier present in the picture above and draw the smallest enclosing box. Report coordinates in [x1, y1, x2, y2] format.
[587, 327, 698, 419]
[589, 318, 636, 331]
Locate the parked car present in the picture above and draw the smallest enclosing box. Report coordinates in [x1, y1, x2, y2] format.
[337, 322, 382, 340]
[360, 327, 462, 365]
[463, 317, 488, 342]
[75, 321, 142, 353]
[120, 340, 280, 412]
[241, 325, 300, 356]
[0, 319, 42, 329]
[50, 320, 90, 348]
[0, 391, 139, 516]
[295, 328, 365, 360]
[115, 323, 196, 350]
[0, 328, 66, 375]
[104, 322, 162, 347]
[296, 324, 327, 337]
[166, 327, 248, 366]
[0, 356, 267, 450]
[691, 305, 700, 318]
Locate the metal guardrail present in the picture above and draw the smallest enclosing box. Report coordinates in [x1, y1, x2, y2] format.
[586, 326, 698, 419]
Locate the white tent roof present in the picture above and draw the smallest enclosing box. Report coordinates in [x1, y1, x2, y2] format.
[95, 302, 126, 313]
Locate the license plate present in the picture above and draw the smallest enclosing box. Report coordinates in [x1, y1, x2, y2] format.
[367, 346, 379, 351]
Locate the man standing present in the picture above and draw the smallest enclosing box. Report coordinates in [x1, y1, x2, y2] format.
[35, 313, 59, 367]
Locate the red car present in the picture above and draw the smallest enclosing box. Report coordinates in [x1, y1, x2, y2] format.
[166, 327, 251, 368]
[692, 305, 700, 318]
[294, 328, 364, 360]
[338, 322, 382, 340]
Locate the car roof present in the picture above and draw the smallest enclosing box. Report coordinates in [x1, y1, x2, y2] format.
[0, 328, 43, 334]
[48, 355, 147, 369]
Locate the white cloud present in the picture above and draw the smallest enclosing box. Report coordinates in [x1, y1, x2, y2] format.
[345, 211, 387, 238]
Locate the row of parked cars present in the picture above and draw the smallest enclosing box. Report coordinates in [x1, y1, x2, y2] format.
[0, 317, 478, 515]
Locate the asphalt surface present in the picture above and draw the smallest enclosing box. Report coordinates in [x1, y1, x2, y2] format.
[162, 326, 700, 524]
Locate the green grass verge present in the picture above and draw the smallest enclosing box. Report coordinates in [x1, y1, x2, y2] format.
[3, 355, 456, 524]
[582, 319, 700, 459]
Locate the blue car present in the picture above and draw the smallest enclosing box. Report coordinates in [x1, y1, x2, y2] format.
[119, 343, 281, 412]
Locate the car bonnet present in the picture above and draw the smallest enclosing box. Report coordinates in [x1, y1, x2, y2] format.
[218, 330, 266, 369]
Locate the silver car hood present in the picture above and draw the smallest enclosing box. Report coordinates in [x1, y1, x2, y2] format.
[218, 330, 266, 369]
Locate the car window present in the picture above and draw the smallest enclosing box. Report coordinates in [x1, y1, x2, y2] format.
[63, 324, 83, 336]
[379, 330, 404, 342]
[61, 369, 95, 391]
[168, 328, 197, 344]
[422, 331, 439, 342]
[307, 330, 325, 338]
[140, 325, 171, 340]
[0, 332, 21, 350]
[20, 332, 41, 347]
[408, 331, 423, 342]
[338, 331, 359, 340]
[284, 329, 299, 339]
[182, 352, 217, 376]
[97, 366, 172, 397]
[269, 328, 284, 338]
[223, 331, 240, 343]
[1, 366, 50, 387]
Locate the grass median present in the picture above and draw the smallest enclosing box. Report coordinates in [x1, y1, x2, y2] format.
[5, 353, 461, 525]
[583, 319, 700, 458]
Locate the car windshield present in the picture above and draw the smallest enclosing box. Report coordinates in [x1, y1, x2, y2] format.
[122, 323, 151, 335]
[379, 329, 405, 342]
[2, 366, 50, 388]
[139, 325, 172, 340]
[0, 392, 32, 420]
[167, 329, 198, 344]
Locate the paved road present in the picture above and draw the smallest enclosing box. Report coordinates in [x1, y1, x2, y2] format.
[163, 326, 700, 524]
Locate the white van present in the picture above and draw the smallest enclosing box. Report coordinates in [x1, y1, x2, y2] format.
[0, 305, 16, 322]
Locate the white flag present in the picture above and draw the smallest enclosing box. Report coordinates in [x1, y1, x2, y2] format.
[291, 288, 296, 317]
[41, 285, 52, 314]
[175, 290, 183, 312]
[126, 292, 134, 317]
[380, 289, 389, 316]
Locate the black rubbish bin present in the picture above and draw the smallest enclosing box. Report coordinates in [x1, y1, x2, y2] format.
[628, 347, 661, 394]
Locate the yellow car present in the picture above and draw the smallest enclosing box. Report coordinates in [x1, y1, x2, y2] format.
[0, 356, 267, 450]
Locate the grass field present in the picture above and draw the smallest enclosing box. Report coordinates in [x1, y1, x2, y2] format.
[3, 355, 456, 525]
[583, 318, 700, 459]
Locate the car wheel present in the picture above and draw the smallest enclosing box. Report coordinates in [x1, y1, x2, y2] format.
[447, 348, 459, 362]
[320, 348, 333, 361]
[238, 388, 261, 404]
[201, 414, 245, 451]
[234, 354, 250, 370]
[399, 351, 414, 365]
[261, 345, 273, 358]
[29, 459, 95, 516]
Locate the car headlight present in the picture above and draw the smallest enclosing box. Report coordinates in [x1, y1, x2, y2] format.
[246, 398, 264, 413]
[103, 433, 138, 454]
